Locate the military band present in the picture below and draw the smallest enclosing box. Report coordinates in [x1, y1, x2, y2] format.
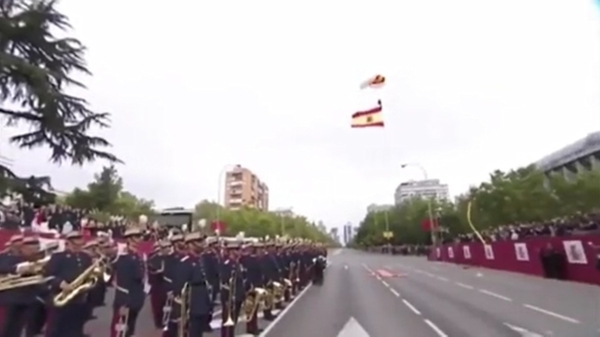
[0, 229, 327, 337]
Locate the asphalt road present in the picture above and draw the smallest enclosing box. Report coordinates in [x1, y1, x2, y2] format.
[86, 249, 600, 336]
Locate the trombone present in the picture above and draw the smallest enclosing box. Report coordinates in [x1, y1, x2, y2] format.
[0, 256, 53, 292]
[178, 282, 190, 337]
[222, 267, 237, 327]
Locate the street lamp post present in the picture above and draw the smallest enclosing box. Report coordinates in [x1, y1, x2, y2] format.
[401, 163, 437, 246]
[276, 207, 293, 236]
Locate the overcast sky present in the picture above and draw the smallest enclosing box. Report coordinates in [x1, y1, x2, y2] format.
[2, 0, 599, 228]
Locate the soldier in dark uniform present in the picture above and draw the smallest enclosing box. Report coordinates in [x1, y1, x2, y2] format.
[240, 241, 264, 335]
[202, 236, 220, 329]
[174, 232, 212, 337]
[0, 235, 23, 328]
[220, 241, 246, 337]
[147, 242, 166, 329]
[260, 241, 279, 321]
[25, 244, 53, 337]
[43, 231, 94, 337]
[111, 227, 147, 337]
[0, 236, 42, 337]
[162, 235, 184, 337]
[82, 240, 103, 321]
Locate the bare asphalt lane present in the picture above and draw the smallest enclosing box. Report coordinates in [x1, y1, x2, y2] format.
[262, 250, 446, 337]
[361, 252, 600, 337]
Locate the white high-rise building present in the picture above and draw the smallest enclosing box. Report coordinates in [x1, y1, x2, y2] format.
[343, 223, 354, 245]
[394, 179, 449, 205]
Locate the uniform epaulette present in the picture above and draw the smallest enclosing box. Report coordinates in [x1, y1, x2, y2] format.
[111, 254, 121, 264]
[181, 256, 189, 262]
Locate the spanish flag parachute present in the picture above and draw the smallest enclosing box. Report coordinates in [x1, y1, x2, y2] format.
[359, 74, 385, 89]
[351, 100, 384, 128]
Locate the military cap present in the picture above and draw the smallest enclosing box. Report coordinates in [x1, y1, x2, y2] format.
[226, 242, 241, 249]
[251, 242, 263, 248]
[23, 236, 39, 245]
[184, 232, 202, 243]
[170, 234, 184, 242]
[83, 240, 98, 249]
[206, 237, 218, 245]
[65, 231, 83, 240]
[45, 242, 60, 250]
[124, 227, 142, 238]
[159, 240, 171, 248]
[8, 235, 23, 243]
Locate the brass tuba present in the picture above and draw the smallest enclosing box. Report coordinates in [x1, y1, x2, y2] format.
[53, 258, 106, 307]
[243, 287, 267, 321]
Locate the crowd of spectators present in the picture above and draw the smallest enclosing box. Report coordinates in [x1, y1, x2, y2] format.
[451, 212, 600, 244]
[0, 199, 173, 241]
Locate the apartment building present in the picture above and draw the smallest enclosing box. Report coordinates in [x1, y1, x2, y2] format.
[394, 179, 449, 205]
[224, 165, 269, 211]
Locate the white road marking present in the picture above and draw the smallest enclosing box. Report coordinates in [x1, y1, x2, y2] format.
[381, 280, 390, 288]
[424, 319, 448, 337]
[522, 304, 581, 324]
[455, 282, 474, 290]
[478, 289, 512, 302]
[362, 263, 374, 273]
[503, 323, 544, 336]
[402, 299, 421, 315]
[344, 265, 348, 270]
[390, 288, 400, 297]
[336, 317, 370, 337]
[424, 272, 436, 278]
[436, 276, 449, 282]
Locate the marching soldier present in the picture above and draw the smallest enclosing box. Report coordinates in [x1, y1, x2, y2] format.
[111, 228, 147, 337]
[0, 236, 42, 337]
[260, 241, 279, 321]
[220, 241, 246, 337]
[202, 237, 220, 330]
[44, 231, 94, 337]
[240, 241, 264, 335]
[174, 232, 212, 337]
[162, 234, 184, 337]
[147, 242, 166, 329]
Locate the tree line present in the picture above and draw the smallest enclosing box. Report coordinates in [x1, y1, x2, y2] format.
[194, 201, 335, 244]
[352, 165, 600, 247]
[57, 166, 335, 244]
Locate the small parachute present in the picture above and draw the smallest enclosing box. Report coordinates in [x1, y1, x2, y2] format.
[359, 74, 385, 89]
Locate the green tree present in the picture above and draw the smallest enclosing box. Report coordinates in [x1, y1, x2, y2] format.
[63, 166, 155, 219]
[353, 165, 600, 247]
[86, 165, 122, 212]
[0, 0, 119, 200]
[192, 201, 334, 244]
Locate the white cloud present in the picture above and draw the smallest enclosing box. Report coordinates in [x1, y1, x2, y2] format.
[3, 0, 599, 228]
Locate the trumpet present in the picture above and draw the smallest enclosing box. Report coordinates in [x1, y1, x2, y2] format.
[53, 258, 107, 307]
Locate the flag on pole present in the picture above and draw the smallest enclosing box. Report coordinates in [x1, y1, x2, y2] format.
[359, 74, 386, 89]
[351, 100, 384, 128]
